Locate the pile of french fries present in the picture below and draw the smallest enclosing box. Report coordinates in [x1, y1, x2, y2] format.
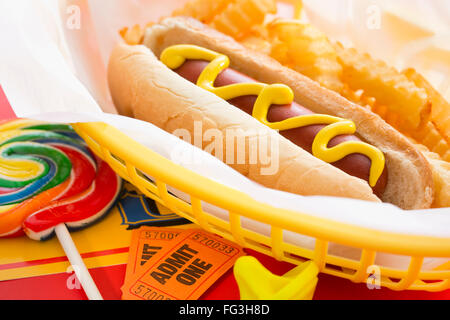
[121, 0, 450, 208]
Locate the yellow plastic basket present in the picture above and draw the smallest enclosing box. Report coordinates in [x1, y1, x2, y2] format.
[72, 121, 450, 292]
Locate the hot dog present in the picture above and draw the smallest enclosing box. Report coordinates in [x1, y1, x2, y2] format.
[107, 17, 434, 209]
[174, 60, 388, 197]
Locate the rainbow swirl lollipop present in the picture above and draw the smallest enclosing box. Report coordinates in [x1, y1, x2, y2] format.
[0, 119, 122, 240]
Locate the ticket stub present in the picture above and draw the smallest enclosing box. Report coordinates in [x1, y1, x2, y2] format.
[123, 227, 186, 284]
[122, 227, 245, 300]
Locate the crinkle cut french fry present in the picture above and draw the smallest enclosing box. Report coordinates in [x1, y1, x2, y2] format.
[342, 84, 450, 162]
[429, 159, 450, 208]
[414, 144, 450, 208]
[210, 0, 277, 39]
[410, 122, 450, 162]
[403, 68, 450, 142]
[268, 20, 344, 92]
[173, 0, 276, 39]
[172, 0, 229, 24]
[120, 25, 144, 45]
[335, 43, 431, 130]
[341, 85, 376, 109]
[240, 35, 272, 55]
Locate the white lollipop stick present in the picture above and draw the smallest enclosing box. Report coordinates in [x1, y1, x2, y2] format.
[54, 223, 103, 300]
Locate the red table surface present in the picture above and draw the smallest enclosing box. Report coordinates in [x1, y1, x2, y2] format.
[0, 249, 449, 300]
[0, 86, 449, 300]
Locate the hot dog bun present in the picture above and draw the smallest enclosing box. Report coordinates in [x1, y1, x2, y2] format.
[108, 43, 380, 203]
[108, 17, 434, 209]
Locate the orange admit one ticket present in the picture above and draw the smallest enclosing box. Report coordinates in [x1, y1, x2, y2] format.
[122, 227, 245, 300]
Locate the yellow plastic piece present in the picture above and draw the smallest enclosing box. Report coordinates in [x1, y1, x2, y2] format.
[160, 44, 385, 187]
[234, 256, 319, 300]
[71, 121, 450, 292]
